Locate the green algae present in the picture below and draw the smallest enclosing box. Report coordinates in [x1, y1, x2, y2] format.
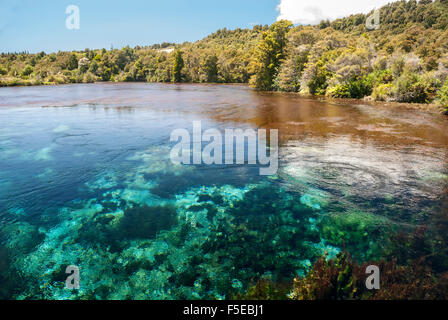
[319, 210, 394, 260]
[2, 175, 341, 299]
[1, 222, 45, 255]
[0, 245, 26, 299]
[421, 171, 448, 183]
[116, 205, 178, 240]
[0, 142, 432, 300]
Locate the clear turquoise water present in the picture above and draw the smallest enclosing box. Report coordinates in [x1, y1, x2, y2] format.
[0, 83, 447, 299]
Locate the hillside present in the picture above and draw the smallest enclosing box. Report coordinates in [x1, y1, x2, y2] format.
[1, 0, 448, 110]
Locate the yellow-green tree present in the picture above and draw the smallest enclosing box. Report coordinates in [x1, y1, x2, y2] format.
[172, 50, 184, 83]
[249, 20, 292, 90]
[202, 54, 219, 83]
[67, 53, 78, 70]
[439, 78, 448, 111]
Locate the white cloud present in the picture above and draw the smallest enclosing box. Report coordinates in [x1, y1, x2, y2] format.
[276, 0, 394, 25]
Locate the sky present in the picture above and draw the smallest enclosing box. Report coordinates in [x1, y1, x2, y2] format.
[0, 0, 396, 53]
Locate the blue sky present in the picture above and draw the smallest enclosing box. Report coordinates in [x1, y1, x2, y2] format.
[0, 0, 395, 53]
[0, 0, 280, 53]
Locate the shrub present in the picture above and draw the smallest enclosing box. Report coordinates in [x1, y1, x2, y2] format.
[370, 69, 394, 85]
[348, 76, 374, 98]
[395, 72, 430, 103]
[89, 60, 98, 74]
[391, 56, 405, 77]
[0, 77, 25, 86]
[22, 65, 33, 77]
[67, 54, 78, 70]
[82, 72, 97, 83]
[46, 73, 69, 85]
[327, 84, 351, 98]
[306, 60, 331, 95]
[327, 75, 373, 99]
[438, 79, 448, 111]
[426, 57, 439, 71]
[78, 57, 90, 73]
[372, 83, 395, 101]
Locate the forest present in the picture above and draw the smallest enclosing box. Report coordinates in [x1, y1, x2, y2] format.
[1, 0, 448, 110]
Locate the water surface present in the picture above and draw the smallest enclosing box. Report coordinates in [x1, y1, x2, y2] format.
[0, 83, 447, 299]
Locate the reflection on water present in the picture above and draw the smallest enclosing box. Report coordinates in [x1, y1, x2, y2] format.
[0, 83, 447, 299]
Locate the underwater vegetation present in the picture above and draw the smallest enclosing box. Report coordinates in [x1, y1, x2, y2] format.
[232, 278, 292, 300]
[319, 210, 394, 261]
[0, 245, 27, 299]
[236, 201, 448, 300]
[0, 245, 14, 299]
[0, 135, 364, 300]
[0, 94, 447, 300]
[0, 144, 340, 300]
[3, 172, 444, 300]
[237, 246, 448, 300]
[115, 205, 178, 240]
[290, 251, 448, 300]
[1, 140, 446, 300]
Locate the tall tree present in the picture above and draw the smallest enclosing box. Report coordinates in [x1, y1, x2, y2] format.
[67, 53, 78, 70]
[172, 50, 184, 83]
[203, 54, 219, 83]
[249, 20, 292, 90]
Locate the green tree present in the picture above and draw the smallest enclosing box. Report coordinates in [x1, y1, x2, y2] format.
[89, 60, 98, 74]
[439, 79, 448, 111]
[78, 57, 90, 73]
[22, 65, 33, 76]
[395, 71, 431, 103]
[172, 50, 184, 83]
[250, 20, 293, 90]
[203, 54, 219, 83]
[67, 54, 78, 70]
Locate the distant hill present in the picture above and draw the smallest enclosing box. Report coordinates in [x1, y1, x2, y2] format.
[330, 0, 448, 34]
